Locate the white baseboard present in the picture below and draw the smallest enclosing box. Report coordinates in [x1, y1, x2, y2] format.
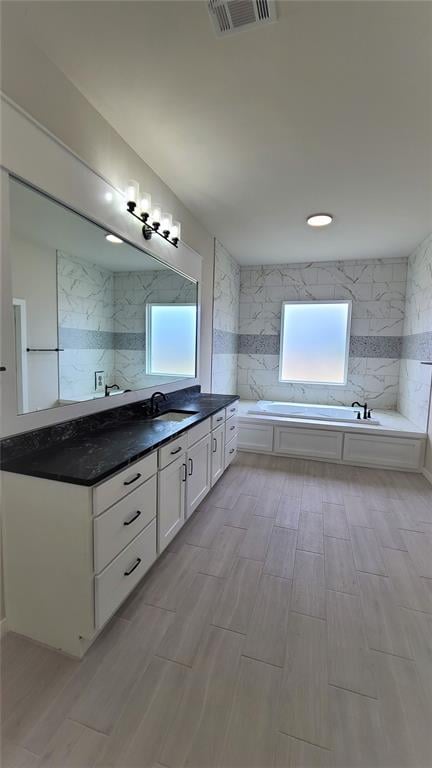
[0, 617, 8, 638]
[422, 466, 432, 487]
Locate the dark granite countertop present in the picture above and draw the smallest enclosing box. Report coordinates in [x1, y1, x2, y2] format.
[1, 392, 239, 487]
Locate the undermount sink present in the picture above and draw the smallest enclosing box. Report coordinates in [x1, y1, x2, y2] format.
[153, 410, 198, 422]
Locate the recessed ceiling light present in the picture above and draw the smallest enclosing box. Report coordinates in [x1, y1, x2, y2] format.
[307, 213, 333, 227]
[105, 233, 123, 244]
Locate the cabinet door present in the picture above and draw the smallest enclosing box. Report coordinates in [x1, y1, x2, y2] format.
[211, 424, 225, 487]
[158, 453, 186, 553]
[186, 434, 211, 518]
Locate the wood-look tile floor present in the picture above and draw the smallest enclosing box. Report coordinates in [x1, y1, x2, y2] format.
[2, 452, 432, 768]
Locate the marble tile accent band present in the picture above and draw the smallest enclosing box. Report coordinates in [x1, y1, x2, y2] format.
[402, 331, 432, 361]
[232, 334, 403, 358]
[59, 327, 147, 351]
[212, 329, 239, 355]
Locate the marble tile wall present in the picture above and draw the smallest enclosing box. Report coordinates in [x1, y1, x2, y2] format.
[112, 270, 196, 390]
[57, 251, 116, 400]
[398, 234, 432, 429]
[58, 255, 197, 398]
[237, 257, 408, 409]
[212, 240, 240, 395]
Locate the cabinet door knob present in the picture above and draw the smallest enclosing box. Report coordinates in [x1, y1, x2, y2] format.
[123, 510, 141, 526]
[123, 472, 142, 486]
[229, 448, 235, 454]
[213, 437, 217, 453]
[182, 463, 187, 482]
[188, 457, 193, 476]
[124, 557, 141, 576]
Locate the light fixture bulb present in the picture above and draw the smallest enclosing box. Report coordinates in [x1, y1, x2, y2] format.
[105, 234, 123, 244]
[140, 193, 152, 214]
[171, 221, 181, 240]
[126, 180, 139, 203]
[152, 205, 162, 224]
[307, 213, 333, 227]
[161, 212, 172, 232]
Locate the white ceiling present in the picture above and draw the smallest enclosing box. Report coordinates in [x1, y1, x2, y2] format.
[10, 178, 168, 272]
[3, 1, 432, 265]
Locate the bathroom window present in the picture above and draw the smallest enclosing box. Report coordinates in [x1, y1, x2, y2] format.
[279, 300, 352, 386]
[146, 303, 197, 377]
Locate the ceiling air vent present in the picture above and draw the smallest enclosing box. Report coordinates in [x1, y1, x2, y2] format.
[208, 0, 277, 37]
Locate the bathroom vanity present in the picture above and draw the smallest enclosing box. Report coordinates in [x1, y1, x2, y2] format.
[1, 392, 239, 656]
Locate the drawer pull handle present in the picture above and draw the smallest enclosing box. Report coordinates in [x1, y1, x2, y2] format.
[124, 557, 141, 576]
[123, 472, 142, 486]
[213, 437, 217, 453]
[182, 463, 187, 482]
[123, 510, 142, 526]
[230, 407, 236, 413]
[216, 416, 223, 422]
[170, 446, 182, 455]
[229, 448, 235, 454]
[230, 425, 235, 431]
[188, 457, 194, 476]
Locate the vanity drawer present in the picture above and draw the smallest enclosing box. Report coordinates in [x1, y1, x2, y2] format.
[93, 452, 157, 515]
[211, 409, 226, 430]
[95, 519, 157, 629]
[225, 416, 239, 445]
[187, 418, 211, 447]
[94, 474, 157, 573]
[225, 402, 239, 420]
[159, 436, 187, 470]
[224, 434, 238, 469]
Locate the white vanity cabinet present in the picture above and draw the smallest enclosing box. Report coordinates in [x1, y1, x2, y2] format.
[158, 452, 187, 553]
[211, 424, 225, 486]
[2, 401, 239, 657]
[186, 433, 212, 517]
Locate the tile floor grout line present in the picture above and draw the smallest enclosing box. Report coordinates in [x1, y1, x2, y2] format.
[327, 682, 378, 701]
[277, 729, 334, 752]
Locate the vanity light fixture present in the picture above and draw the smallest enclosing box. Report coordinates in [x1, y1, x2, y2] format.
[105, 233, 124, 244]
[125, 180, 180, 247]
[307, 213, 333, 227]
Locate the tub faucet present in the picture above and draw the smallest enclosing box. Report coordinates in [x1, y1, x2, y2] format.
[351, 401, 369, 419]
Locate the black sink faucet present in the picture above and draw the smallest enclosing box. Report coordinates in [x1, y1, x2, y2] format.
[351, 401, 370, 419]
[105, 383, 120, 396]
[150, 391, 168, 415]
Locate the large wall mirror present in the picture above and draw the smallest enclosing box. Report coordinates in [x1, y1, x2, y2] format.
[9, 178, 198, 414]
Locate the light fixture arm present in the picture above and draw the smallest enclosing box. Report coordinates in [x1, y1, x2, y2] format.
[126, 201, 179, 247]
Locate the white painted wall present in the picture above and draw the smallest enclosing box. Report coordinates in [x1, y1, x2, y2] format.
[0, 23, 214, 396]
[11, 236, 59, 411]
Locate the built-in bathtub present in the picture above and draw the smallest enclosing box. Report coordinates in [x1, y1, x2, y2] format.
[248, 400, 380, 425]
[238, 399, 426, 472]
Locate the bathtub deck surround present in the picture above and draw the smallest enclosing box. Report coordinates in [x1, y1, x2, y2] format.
[237, 400, 426, 472]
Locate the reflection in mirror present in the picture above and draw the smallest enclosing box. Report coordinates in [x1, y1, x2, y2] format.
[9, 178, 198, 414]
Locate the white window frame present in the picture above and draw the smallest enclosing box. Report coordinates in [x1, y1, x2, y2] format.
[278, 299, 352, 387]
[146, 302, 197, 378]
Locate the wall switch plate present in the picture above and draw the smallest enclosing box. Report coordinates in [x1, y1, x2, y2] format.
[95, 370, 105, 392]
